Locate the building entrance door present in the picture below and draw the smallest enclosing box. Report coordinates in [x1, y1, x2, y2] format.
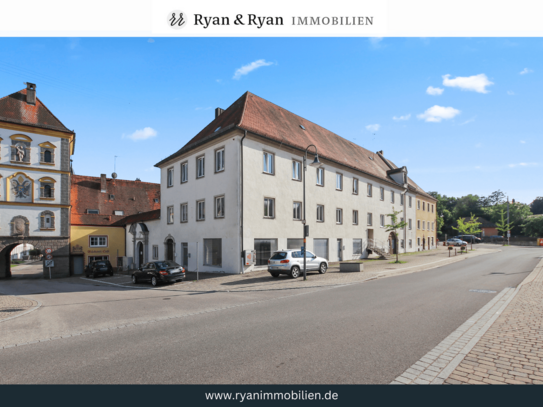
[137, 242, 144, 267]
[182, 243, 188, 268]
[337, 239, 342, 261]
[166, 239, 174, 261]
[73, 256, 84, 275]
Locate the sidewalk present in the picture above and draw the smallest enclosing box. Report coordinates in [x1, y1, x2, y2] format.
[444, 258, 543, 385]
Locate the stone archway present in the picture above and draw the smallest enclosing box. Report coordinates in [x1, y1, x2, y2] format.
[0, 243, 19, 279]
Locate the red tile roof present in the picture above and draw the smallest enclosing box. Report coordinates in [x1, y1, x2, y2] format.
[71, 175, 160, 226]
[155, 92, 434, 198]
[0, 88, 72, 133]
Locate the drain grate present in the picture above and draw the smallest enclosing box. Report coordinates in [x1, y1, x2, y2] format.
[470, 289, 497, 294]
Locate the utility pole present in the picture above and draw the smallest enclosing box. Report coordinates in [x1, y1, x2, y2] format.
[507, 196, 510, 245]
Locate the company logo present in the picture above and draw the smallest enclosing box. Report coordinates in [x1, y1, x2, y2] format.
[168, 10, 187, 30]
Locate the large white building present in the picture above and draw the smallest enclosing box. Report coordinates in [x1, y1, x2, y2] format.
[0, 83, 75, 278]
[125, 92, 434, 274]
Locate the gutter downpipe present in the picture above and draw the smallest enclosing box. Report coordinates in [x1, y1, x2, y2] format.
[239, 129, 247, 274]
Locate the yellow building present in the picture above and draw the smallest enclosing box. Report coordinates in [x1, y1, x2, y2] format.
[416, 193, 437, 250]
[70, 225, 126, 270]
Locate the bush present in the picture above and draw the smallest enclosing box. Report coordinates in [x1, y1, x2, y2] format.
[522, 217, 543, 237]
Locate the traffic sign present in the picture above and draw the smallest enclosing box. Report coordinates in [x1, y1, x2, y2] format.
[507, 231, 511, 238]
[45, 260, 54, 268]
[45, 254, 53, 260]
[45, 248, 52, 254]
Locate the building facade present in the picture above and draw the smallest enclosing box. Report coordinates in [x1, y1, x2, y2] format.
[415, 193, 438, 250]
[70, 174, 160, 274]
[127, 92, 436, 274]
[0, 83, 75, 278]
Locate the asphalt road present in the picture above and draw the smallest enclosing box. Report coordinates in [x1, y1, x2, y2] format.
[0, 246, 540, 384]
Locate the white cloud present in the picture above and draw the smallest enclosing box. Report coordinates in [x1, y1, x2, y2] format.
[442, 73, 494, 93]
[426, 86, 444, 96]
[393, 114, 411, 121]
[460, 117, 476, 126]
[417, 105, 461, 123]
[366, 124, 380, 132]
[123, 127, 158, 141]
[369, 37, 383, 47]
[520, 68, 533, 75]
[233, 59, 274, 80]
[507, 90, 515, 95]
[508, 162, 538, 168]
[520, 140, 526, 144]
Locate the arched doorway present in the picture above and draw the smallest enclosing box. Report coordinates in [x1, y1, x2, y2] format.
[137, 242, 144, 267]
[0, 243, 42, 279]
[166, 239, 174, 261]
[388, 232, 397, 255]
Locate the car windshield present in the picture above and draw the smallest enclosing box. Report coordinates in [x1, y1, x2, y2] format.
[270, 252, 287, 260]
[156, 261, 180, 268]
[95, 261, 108, 266]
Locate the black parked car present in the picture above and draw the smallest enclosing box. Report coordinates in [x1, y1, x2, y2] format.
[132, 261, 185, 287]
[86, 260, 114, 278]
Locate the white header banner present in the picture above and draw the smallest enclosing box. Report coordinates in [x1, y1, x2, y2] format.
[1, 0, 542, 36]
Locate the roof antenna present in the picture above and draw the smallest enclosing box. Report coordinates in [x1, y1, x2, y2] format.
[112, 156, 118, 179]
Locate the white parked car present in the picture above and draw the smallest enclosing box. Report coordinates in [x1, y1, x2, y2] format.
[267, 249, 328, 279]
[447, 238, 467, 246]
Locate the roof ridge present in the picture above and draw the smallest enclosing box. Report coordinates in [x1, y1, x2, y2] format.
[34, 96, 71, 132]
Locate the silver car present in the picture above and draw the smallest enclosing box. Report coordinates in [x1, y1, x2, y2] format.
[267, 249, 328, 279]
[447, 238, 468, 246]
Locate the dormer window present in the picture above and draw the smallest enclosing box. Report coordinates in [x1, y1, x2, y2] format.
[87, 209, 99, 214]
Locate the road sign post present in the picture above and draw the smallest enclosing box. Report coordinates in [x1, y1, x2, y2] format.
[45, 248, 53, 279]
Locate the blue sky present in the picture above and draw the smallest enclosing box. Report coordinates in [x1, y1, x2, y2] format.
[0, 37, 541, 205]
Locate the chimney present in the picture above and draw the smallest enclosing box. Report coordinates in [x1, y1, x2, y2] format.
[26, 82, 36, 105]
[215, 107, 224, 118]
[100, 174, 107, 193]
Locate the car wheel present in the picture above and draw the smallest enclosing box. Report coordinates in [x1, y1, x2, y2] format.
[109, 272, 113, 277]
[270, 273, 279, 278]
[151, 276, 158, 287]
[132, 275, 138, 284]
[290, 266, 300, 279]
[319, 263, 327, 274]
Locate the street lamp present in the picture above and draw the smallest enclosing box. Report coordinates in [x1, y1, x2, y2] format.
[303, 144, 322, 281]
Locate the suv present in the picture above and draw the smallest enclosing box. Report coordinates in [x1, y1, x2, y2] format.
[85, 260, 114, 278]
[267, 249, 328, 279]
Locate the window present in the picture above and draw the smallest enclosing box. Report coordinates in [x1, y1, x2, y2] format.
[423, 221, 426, 230]
[264, 198, 275, 218]
[167, 168, 174, 187]
[40, 211, 55, 230]
[409, 239, 412, 248]
[215, 148, 225, 172]
[391, 191, 395, 204]
[167, 206, 174, 224]
[417, 220, 421, 229]
[316, 204, 324, 222]
[88, 256, 109, 264]
[316, 167, 324, 186]
[180, 203, 188, 222]
[313, 238, 329, 260]
[203, 238, 222, 267]
[423, 202, 426, 211]
[409, 196, 412, 208]
[367, 212, 373, 226]
[353, 239, 362, 257]
[87, 209, 99, 214]
[255, 239, 277, 266]
[380, 187, 384, 201]
[109, 194, 115, 201]
[432, 205, 434, 213]
[409, 219, 412, 230]
[90, 236, 108, 247]
[215, 196, 225, 218]
[336, 173, 343, 190]
[353, 210, 359, 225]
[380, 214, 385, 227]
[287, 238, 304, 250]
[367, 183, 373, 197]
[40, 183, 54, 199]
[401, 239, 405, 249]
[336, 208, 343, 224]
[292, 160, 301, 181]
[114, 210, 124, 216]
[41, 148, 54, 164]
[418, 237, 421, 246]
[432, 222, 434, 231]
[197, 200, 205, 221]
[152, 245, 159, 259]
[181, 162, 188, 183]
[197, 156, 205, 178]
[293, 202, 302, 220]
[400, 194, 404, 206]
[417, 200, 421, 210]
[401, 217, 404, 229]
[353, 178, 359, 194]
[263, 151, 274, 174]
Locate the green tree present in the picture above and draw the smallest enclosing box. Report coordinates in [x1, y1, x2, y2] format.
[522, 216, 543, 237]
[452, 217, 471, 236]
[482, 202, 532, 235]
[453, 194, 482, 219]
[495, 210, 515, 245]
[530, 197, 543, 215]
[466, 213, 482, 249]
[385, 208, 408, 264]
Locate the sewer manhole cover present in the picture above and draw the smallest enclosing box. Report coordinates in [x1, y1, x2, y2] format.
[470, 289, 497, 294]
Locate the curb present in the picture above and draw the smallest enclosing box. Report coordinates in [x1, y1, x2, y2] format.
[0, 295, 42, 324]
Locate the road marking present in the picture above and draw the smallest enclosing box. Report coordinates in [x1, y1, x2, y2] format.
[469, 289, 497, 294]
